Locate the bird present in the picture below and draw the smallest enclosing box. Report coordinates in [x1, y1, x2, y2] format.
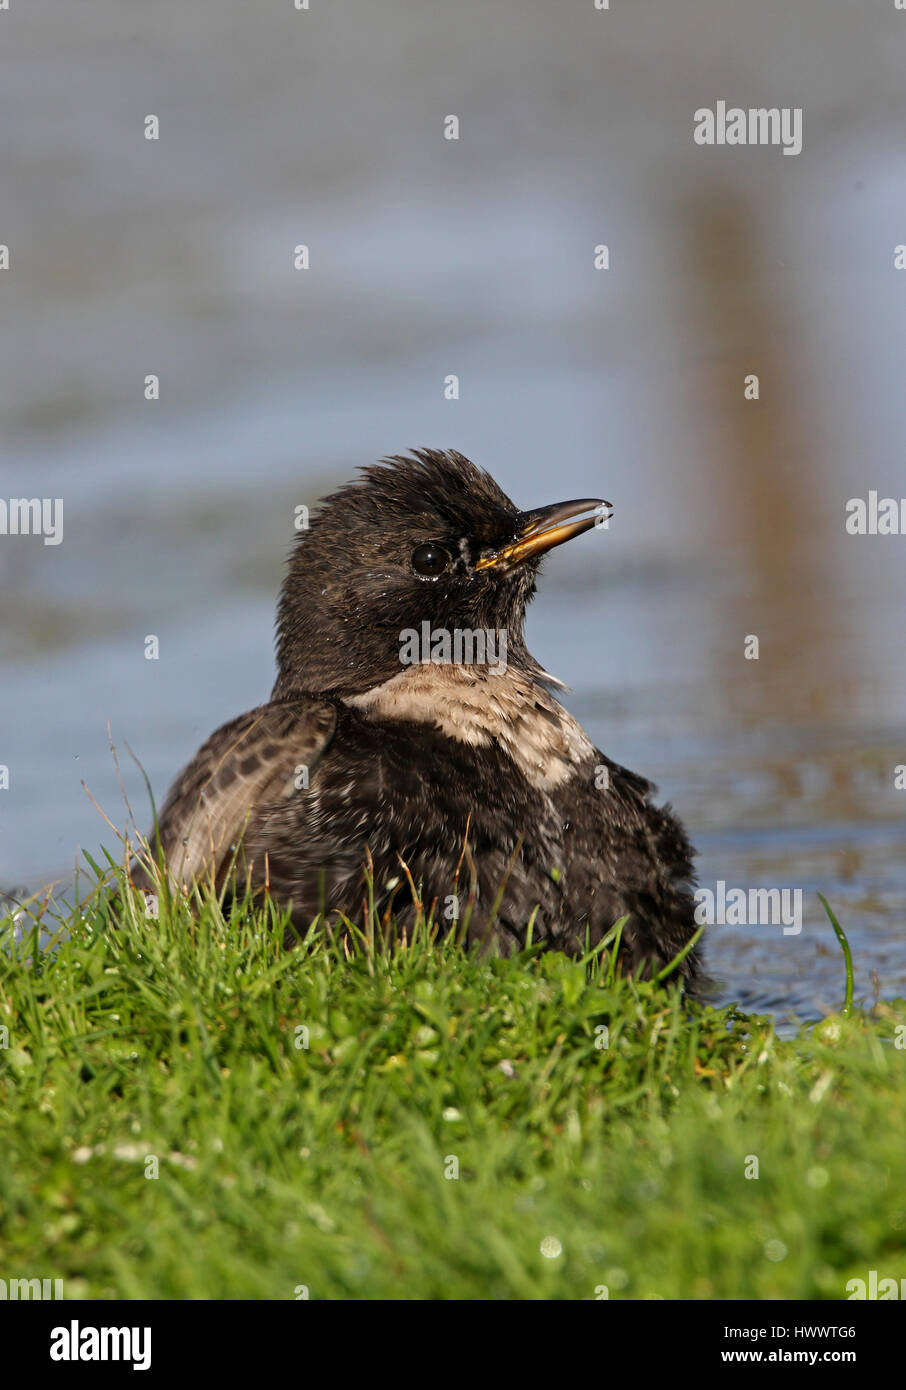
[134, 449, 701, 988]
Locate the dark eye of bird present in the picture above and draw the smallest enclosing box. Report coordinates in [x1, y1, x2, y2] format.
[410, 542, 450, 578]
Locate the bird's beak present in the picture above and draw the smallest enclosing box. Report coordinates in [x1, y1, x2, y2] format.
[474, 497, 612, 570]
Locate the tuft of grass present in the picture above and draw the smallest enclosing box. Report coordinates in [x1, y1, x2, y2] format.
[0, 864, 903, 1300]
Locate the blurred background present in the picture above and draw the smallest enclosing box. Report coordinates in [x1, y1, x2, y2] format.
[1, 0, 904, 1020]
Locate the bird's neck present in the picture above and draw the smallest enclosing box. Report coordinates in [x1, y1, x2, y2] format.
[343, 662, 593, 790]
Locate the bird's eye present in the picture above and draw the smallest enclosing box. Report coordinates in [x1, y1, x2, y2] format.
[411, 542, 450, 578]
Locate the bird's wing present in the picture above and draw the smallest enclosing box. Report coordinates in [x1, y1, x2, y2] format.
[139, 699, 337, 891]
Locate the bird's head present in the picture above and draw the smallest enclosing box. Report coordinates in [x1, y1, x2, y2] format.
[273, 449, 610, 698]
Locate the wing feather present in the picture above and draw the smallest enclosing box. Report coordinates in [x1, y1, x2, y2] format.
[138, 699, 336, 891]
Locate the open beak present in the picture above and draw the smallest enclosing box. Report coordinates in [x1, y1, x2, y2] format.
[474, 497, 612, 571]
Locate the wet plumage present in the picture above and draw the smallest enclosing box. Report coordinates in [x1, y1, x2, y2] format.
[137, 449, 702, 986]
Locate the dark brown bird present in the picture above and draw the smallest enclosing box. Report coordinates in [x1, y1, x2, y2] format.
[136, 449, 701, 986]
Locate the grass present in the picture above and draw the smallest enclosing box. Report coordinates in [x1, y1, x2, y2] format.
[0, 858, 904, 1300]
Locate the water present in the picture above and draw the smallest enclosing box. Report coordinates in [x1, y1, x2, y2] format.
[2, 0, 904, 1025]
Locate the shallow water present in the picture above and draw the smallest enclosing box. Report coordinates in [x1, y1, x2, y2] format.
[1, 0, 904, 1025]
